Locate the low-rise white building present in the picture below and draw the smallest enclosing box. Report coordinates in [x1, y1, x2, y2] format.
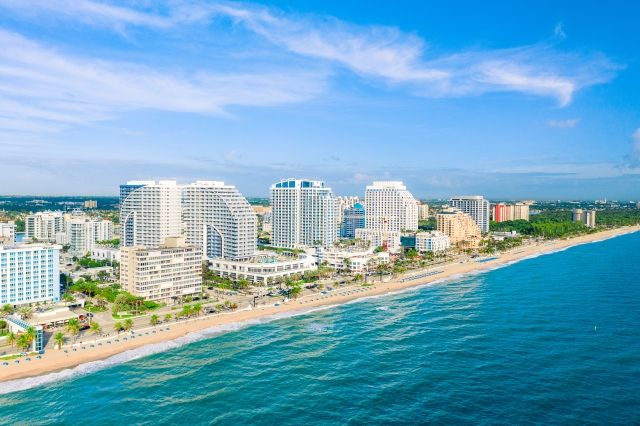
[415, 231, 451, 253]
[56, 216, 114, 256]
[316, 246, 389, 275]
[208, 251, 316, 285]
[355, 229, 402, 253]
[0, 243, 61, 306]
[91, 246, 121, 262]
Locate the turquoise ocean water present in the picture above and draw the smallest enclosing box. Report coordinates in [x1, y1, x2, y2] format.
[1, 232, 639, 425]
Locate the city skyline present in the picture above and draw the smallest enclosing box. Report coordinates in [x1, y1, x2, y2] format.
[0, 1, 639, 198]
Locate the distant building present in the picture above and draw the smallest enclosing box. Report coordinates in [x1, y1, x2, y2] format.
[270, 179, 340, 248]
[437, 209, 482, 248]
[84, 200, 97, 209]
[415, 231, 451, 253]
[492, 203, 530, 222]
[25, 211, 65, 241]
[336, 196, 362, 224]
[341, 203, 366, 239]
[182, 181, 257, 260]
[120, 180, 182, 248]
[572, 209, 596, 228]
[0, 220, 16, 244]
[417, 203, 429, 220]
[449, 196, 490, 232]
[56, 215, 114, 256]
[119, 237, 202, 304]
[0, 243, 61, 306]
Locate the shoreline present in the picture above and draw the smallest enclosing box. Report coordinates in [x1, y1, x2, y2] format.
[1, 226, 638, 388]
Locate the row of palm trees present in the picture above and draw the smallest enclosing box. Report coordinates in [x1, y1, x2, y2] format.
[4, 326, 38, 353]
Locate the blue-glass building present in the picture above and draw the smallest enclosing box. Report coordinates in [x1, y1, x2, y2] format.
[341, 203, 366, 239]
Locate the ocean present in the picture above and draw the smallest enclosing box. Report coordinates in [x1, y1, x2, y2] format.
[1, 232, 639, 425]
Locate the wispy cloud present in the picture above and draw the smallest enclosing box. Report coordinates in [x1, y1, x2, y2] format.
[0, 28, 326, 131]
[0, 1, 620, 109]
[547, 119, 579, 128]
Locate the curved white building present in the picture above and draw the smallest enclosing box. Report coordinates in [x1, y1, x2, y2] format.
[119, 180, 182, 248]
[182, 181, 257, 259]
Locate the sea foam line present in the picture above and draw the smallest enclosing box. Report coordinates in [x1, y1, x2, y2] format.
[1, 228, 636, 395]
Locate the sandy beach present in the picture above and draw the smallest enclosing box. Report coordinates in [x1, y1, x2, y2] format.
[1, 226, 637, 385]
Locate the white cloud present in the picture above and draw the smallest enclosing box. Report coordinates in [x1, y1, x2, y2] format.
[0, 0, 622, 132]
[0, 29, 326, 130]
[554, 24, 566, 40]
[547, 119, 579, 128]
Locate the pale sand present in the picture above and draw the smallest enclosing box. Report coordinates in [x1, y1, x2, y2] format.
[1, 226, 637, 385]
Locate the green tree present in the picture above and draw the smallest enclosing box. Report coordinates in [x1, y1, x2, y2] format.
[150, 314, 159, 328]
[17, 335, 30, 352]
[193, 303, 203, 320]
[1, 304, 13, 315]
[17, 306, 33, 320]
[53, 332, 66, 349]
[6, 331, 17, 349]
[62, 292, 74, 307]
[113, 322, 122, 335]
[289, 284, 303, 300]
[24, 326, 37, 348]
[90, 322, 102, 343]
[164, 313, 172, 322]
[123, 318, 133, 332]
[66, 318, 81, 342]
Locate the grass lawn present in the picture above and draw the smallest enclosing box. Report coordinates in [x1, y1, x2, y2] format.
[111, 313, 147, 319]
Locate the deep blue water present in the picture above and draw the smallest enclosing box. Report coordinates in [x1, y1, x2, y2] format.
[1, 232, 639, 425]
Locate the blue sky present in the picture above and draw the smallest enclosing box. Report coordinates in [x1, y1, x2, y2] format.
[0, 0, 639, 199]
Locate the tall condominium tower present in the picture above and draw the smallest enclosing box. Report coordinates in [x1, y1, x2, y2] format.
[449, 196, 490, 232]
[182, 181, 257, 259]
[270, 179, 339, 248]
[120, 180, 182, 248]
[25, 211, 65, 241]
[364, 181, 418, 232]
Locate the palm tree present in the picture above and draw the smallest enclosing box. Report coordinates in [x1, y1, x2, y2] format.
[1, 304, 13, 316]
[90, 322, 101, 342]
[6, 331, 17, 350]
[113, 322, 122, 335]
[17, 306, 33, 320]
[24, 326, 37, 350]
[17, 335, 30, 353]
[164, 313, 172, 323]
[182, 304, 193, 319]
[123, 318, 133, 332]
[95, 295, 106, 310]
[53, 332, 66, 349]
[215, 304, 223, 314]
[150, 314, 159, 328]
[193, 303, 203, 320]
[66, 318, 81, 342]
[62, 292, 74, 307]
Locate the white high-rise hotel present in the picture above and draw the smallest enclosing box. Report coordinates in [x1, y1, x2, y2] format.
[120, 181, 182, 249]
[364, 182, 418, 232]
[0, 243, 61, 306]
[270, 179, 339, 248]
[449, 196, 490, 232]
[182, 181, 257, 259]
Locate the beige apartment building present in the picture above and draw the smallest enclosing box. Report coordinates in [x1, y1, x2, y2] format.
[436, 209, 482, 248]
[120, 237, 202, 304]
